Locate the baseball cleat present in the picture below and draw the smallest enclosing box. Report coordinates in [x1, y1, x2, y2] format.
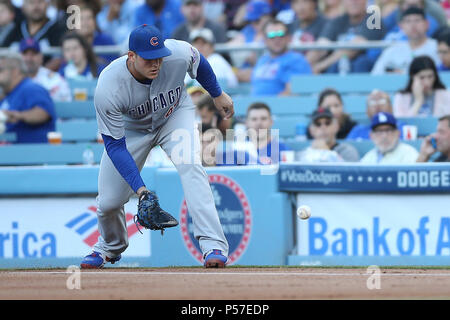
[80, 251, 121, 269]
[204, 249, 227, 268]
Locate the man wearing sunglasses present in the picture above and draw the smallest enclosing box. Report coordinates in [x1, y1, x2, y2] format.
[298, 108, 360, 162]
[250, 19, 312, 95]
[361, 112, 419, 163]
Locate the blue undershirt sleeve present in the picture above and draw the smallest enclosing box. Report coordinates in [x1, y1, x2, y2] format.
[102, 134, 145, 193]
[196, 54, 222, 98]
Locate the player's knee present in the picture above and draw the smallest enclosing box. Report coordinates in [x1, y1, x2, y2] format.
[97, 195, 126, 213]
[176, 163, 206, 177]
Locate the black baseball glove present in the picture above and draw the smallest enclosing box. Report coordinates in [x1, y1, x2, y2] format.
[134, 190, 179, 235]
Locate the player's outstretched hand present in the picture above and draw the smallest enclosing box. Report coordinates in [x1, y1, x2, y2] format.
[213, 92, 234, 120]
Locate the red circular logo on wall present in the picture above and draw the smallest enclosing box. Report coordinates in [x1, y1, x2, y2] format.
[180, 174, 252, 265]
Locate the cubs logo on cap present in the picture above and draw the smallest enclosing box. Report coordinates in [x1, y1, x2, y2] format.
[150, 36, 159, 46]
[129, 25, 172, 59]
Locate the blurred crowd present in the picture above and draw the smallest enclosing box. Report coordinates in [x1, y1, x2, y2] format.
[0, 0, 449, 165]
[3, 0, 450, 84]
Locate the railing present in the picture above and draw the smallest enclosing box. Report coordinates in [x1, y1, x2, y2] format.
[0, 41, 392, 56]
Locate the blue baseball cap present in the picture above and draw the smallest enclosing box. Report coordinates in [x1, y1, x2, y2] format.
[371, 112, 397, 130]
[20, 38, 41, 53]
[129, 25, 172, 60]
[245, 1, 272, 22]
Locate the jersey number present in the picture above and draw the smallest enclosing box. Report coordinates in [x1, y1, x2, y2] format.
[164, 106, 174, 118]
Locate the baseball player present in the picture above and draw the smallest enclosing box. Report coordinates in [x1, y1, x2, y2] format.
[80, 25, 233, 269]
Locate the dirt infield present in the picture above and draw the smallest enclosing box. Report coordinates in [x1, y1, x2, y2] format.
[1, 267, 450, 300]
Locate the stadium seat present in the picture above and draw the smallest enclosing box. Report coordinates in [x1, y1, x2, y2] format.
[54, 101, 96, 119]
[397, 117, 438, 137]
[68, 78, 98, 100]
[0, 143, 104, 166]
[56, 119, 99, 142]
[290, 73, 450, 95]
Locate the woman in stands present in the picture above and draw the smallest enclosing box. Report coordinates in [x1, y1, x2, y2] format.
[393, 55, 450, 117]
[58, 32, 106, 80]
[317, 88, 357, 139]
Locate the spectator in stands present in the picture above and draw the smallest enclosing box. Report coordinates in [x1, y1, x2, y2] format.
[299, 108, 359, 162]
[319, 0, 344, 19]
[437, 29, 450, 72]
[290, 0, 328, 44]
[96, 0, 139, 46]
[347, 89, 406, 140]
[188, 28, 238, 88]
[58, 32, 106, 80]
[78, 4, 118, 64]
[310, 0, 385, 74]
[20, 38, 72, 102]
[202, 0, 226, 24]
[249, 19, 312, 95]
[172, 0, 228, 44]
[133, 0, 185, 40]
[378, 0, 399, 19]
[393, 55, 450, 117]
[0, 0, 16, 47]
[289, 0, 329, 64]
[417, 114, 450, 162]
[55, 0, 102, 22]
[317, 88, 357, 139]
[196, 94, 231, 136]
[371, 7, 439, 75]
[383, 0, 447, 39]
[217, 102, 291, 166]
[7, 0, 67, 67]
[361, 112, 419, 163]
[200, 127, 222, 167]
[229, 0, 273, 81]
[224, 0, 249, 30]
[0, 52, 56, 143]
[230, 1, 272, 45]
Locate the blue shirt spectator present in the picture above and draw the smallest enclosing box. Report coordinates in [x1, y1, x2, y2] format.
[346, 89, 406, 141]
[133, 0, 185, 40]
[251, 51, 311, 95]
[218, 138, 291, 165]
[0, 78, 55, 143]
[217, 101, 292, 166]
[250, 19, 311, 95]
[97, 0, 139, 46]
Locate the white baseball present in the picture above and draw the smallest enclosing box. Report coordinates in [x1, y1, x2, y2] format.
[297, 205, 311, 220]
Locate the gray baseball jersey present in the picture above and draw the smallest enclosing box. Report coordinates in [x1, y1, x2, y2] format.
[92, 39, 229, 262]
[94, 39, 201, 139]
